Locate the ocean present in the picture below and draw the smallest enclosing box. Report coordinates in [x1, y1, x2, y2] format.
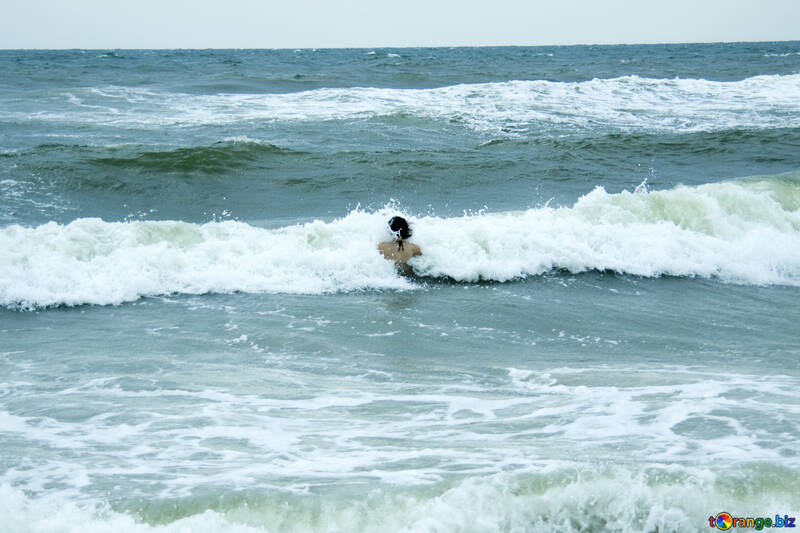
[1, 43, 799, 532]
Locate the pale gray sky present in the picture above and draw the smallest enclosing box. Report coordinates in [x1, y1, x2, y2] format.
[2, 0, 798, 49]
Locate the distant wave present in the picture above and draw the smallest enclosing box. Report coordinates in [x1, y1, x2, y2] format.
[90, 139, 291, 173]
[4, 73, 800, 135]
[2, 174, 799, 309]
[4, 139, 293, 174]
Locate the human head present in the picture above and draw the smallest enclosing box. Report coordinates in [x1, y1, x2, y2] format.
[388, 216, 412, 240]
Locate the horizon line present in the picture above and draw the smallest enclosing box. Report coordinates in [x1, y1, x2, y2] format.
[2, 39, 799, 52]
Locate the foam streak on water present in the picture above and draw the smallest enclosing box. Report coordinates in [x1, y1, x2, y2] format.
[3, 74, 800, 135]
[1, 361, 798, 532]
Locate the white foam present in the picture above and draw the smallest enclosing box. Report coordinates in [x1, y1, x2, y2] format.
[1, 465, 797, 533]
[4, 73, 800, 134]
[2, 360, 799, 521]
[0, 210, 409, 309]
[2, 177, 799, 308]
[411, 176, 800, 285]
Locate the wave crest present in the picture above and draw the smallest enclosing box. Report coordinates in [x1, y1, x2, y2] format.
[2, 176, 799, 309]
[1, 465, 797, 533]
[7, 74, 800, 135]
[413, 175, 800, 283]
[90, 140, 290, 173]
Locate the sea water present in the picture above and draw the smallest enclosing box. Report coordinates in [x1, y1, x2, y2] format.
[1, 44, 799, 532]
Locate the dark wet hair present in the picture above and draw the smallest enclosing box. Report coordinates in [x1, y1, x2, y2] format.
[389, 216, 412, 240]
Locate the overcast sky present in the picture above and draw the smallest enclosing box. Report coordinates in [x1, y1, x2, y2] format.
[2, 0, 798, 49]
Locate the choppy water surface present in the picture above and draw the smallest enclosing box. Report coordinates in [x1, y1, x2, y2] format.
[1, 43, 800, 532]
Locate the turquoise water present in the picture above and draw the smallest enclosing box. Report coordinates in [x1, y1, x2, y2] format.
[1, 44, 800, 532]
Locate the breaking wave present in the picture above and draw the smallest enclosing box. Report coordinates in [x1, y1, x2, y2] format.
[4, 73, 800, 135]
[1, 465, 797, 533]
[2, 175, 799, 309]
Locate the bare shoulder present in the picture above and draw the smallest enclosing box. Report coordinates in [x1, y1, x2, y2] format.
[377, 241, 396, 259]
[377, 241, 421, 264]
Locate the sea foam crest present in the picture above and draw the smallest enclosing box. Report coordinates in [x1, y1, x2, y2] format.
[6, 73, 800, 134]
[1, 176, 799, 308]
[0, 211, 409, 309]
[412, 176, 800, 284]
[1, 466, 797, 533]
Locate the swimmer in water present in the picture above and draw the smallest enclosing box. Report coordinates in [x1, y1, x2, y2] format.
[378, 216, 422, 265]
